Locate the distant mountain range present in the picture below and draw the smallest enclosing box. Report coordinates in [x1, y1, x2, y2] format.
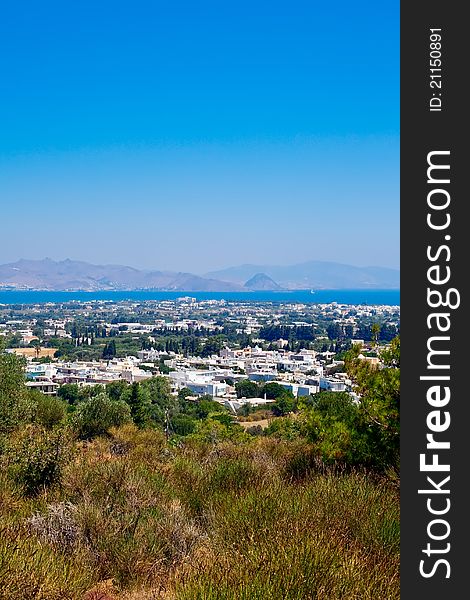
[0, 259, 243, 292]
[206, 261, 399, 290]
[0, 258, 399, 292]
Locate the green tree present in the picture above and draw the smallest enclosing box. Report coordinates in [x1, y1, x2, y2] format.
[141, 376, 172, 404]
[271, 393, 296, 416]
[106, 380, 128, 402]
[170, 413, 197, 436]
[74, 392, 132, 439]
[371, 323, 381, 347]
[304, 392, 373, 465]
[212, 412, 236, 428]
[0, 351, 33, 433]
[235, 380, 260, 399]
[195, 397, 221, 420]
[197, 336, 225, 358]
[57, 383, 82, 406]
[344, 336, 400, 468]
[102, 340, 117, 359]
[178, 387, 194, 402]
[265, 416, 301, 441]
[139, 376, 176, 425]
[261, 382, 287, 400]
[327, 323, 343, 341]
[123, 381, 152, 427]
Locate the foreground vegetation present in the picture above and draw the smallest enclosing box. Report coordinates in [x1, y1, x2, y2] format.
[0, 427, 399, 600]
[0, 339, 400, 599]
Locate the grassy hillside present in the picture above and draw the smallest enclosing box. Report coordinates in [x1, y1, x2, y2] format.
[0, 427, 399, 600]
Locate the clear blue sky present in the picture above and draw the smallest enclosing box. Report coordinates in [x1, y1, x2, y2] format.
[0, 0, 399, 273]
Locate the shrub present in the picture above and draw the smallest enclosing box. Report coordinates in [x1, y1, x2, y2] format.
[0, 524, 94, 600]
[30, 390, 67, 429]
[27, 502, 80, 552]
[265, 416, 301, 440]
[245, 424, 264, 436]
[8, 425, 74, 496]
[171, 414, 197, 436]
[283, 443, 323, 481]
[173, 472, 400, 600]
[0, 426, 400, 598]
[107, 424, 167, 465]
[209, 458, 259, 493]
[74, 392, 132, 439]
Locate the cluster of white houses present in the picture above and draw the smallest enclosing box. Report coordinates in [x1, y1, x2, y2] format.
[11, 342, 374, 414]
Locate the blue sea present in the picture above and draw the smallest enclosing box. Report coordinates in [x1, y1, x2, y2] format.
[0, 289, 400, 306]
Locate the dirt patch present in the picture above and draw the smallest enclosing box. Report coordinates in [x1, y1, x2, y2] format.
[9, 347, 57, 358]
[238, 419, 271, 430]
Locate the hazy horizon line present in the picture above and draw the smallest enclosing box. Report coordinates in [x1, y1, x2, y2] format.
[1, 256, 400, 274]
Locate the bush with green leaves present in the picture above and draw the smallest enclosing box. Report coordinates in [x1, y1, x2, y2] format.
[171, 414, 197, 436]
[7, 425, 74, 496]
[303, 392, 370, 464]
[265, 415, 302, 441]
[57, 382, 83, 405]
[73, 392, 132, 439]
[29, 390, 67, 429]
[271, 392, 296, 416]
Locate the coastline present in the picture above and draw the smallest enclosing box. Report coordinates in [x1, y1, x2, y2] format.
[0, 288, 400, 306]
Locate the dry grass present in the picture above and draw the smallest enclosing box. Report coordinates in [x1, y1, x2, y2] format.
[8, 348, 58, 358]
[237, 418, 270, 429]
[0, 426, 399, 600]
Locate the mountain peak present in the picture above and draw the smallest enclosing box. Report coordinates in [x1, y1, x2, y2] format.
[244, 273, 282, 291]
[207, 261, 399, 289]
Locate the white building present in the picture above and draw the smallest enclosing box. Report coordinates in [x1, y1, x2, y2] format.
[319, 377, 347, 392]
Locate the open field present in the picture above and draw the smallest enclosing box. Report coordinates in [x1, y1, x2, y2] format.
[9, 347, 58, 358]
